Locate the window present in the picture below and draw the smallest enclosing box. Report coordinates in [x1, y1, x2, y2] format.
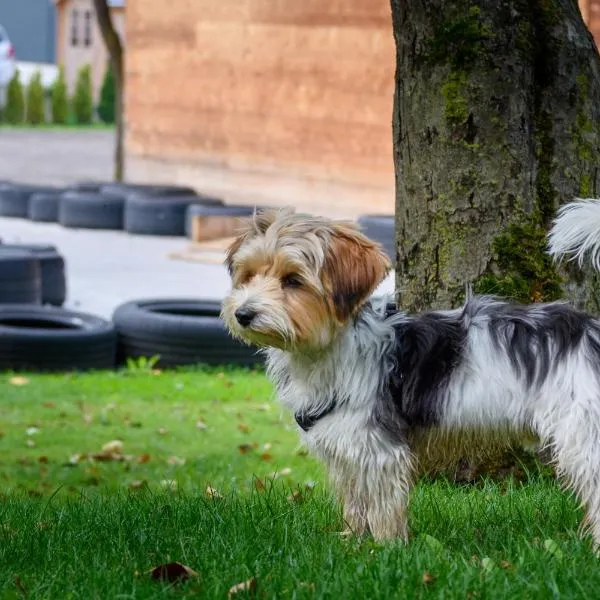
[84, 11, 93, 47]
[71, 10, 79, 46]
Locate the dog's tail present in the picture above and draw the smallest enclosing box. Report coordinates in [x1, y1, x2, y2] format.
[548, 199, 600, 271]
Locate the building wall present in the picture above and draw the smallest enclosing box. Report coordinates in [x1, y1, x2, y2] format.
[125, 0, 396, 218]
[57, 0, 124, 98]
[0, 0, 55, 63]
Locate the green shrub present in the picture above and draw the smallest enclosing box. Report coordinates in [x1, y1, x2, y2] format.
[97, 61, 115, 124]
[26, 71, 46, 125]
[72, 64, 93, 124]
[51, 67, 69, 125]
[4, 70, 25, 124]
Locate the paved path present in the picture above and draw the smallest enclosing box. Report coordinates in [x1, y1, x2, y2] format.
[0, 131, 394, 319]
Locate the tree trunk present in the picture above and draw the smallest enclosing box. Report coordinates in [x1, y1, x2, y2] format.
[390, 0, 600, 314]
[93, 0, 124, 182]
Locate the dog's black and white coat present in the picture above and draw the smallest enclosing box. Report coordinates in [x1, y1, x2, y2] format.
[224, 198, 600, 544]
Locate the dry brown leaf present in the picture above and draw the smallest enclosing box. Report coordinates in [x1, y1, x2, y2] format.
[238, 423, 251, 433]
[422, 571, 436, 585]
[205, 486, 223, 499]
[238, 444, 254, 455]
[254, 478, 266, 491]
[500, 560, 512, 569]
[9, 376, 30, 386]
[38, 456, 48, 464]
[138, 453, 151, 464]
[148, 562, 199, 583]
[287, 489, 304, 504]
[260, 453, 273, 461]
[167, 456, 186, 466]
[42, 402, 55, 409]
[228, 577, 257, 598]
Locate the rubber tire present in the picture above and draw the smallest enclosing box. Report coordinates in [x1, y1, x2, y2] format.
[0, 244, 66, 306]
[28, 192, 62, 222]
[357, 215, 396, 260]
[0, 185, 60, 218]
[112, 299, 263, 368]
[0, 251, 42, 304]
[0, 304, 117, 372]
[185, 204, 264, 238]
[124, 195, 224, 236]
[66, 181, 112, 193]
[59, 191, 125, 230]
[101, 183, 197, 199]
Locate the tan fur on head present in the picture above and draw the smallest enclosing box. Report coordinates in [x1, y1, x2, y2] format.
[221, 207, 391, 351]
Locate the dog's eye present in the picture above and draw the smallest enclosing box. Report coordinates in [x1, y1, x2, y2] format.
[281, 274, 302, 288]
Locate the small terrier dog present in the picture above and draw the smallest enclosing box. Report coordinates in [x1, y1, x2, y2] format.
[222, 201, 600, 545]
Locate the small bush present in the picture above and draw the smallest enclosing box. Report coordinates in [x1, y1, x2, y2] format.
[4, 70, 25, 124]
[26, 71, 46, 125]
[72, 64, 93, 124]
[97, 61, 115, 124]
[51, 67, 69, 125]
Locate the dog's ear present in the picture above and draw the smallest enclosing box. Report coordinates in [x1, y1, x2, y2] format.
[322, 223, 392, 321]
[224, 208, 291, 275]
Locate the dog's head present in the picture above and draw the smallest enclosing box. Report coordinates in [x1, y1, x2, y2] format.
[221, 207, 391, 351]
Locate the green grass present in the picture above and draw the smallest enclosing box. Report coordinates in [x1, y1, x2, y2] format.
[0, 368, 598, 598]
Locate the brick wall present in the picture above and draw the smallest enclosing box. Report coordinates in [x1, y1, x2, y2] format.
[124, 0, 396, 218]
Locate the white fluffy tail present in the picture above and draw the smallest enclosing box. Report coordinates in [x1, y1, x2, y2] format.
[548, 199, 600, 272]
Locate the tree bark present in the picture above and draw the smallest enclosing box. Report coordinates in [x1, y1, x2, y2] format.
[391, 0, 600, 313]
[93, 0, 124, 182]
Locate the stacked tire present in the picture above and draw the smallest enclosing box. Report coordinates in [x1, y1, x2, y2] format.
[0, 184, 62, 219]
[112, 299, 262, 368]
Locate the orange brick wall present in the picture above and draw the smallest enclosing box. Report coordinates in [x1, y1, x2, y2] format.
[124, 0, 396, 217]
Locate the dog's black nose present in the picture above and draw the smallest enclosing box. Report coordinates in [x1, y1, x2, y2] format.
[235, 307, 256, 327]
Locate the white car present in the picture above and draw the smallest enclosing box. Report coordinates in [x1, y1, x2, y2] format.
[0, 25, 16, 108]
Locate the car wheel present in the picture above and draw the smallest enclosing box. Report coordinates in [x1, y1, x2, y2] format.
[0, 244, 66, 306]
[124, 195, 224, 236]
[28, 192, 62, 223]
[0, 185, 60, 218]
[356, 215, 396, 261]
[59, 191, 125, 230]
[0, 250, 42, 304]
[0, 304, 117, 372]
[185, 204, 264, 240]
[112, 299, 263, 368]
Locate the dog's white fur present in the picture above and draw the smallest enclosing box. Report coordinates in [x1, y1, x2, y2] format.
[222, 201, 600, 545]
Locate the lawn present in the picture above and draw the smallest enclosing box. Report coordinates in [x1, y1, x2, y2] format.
[0, 367, 598, 599]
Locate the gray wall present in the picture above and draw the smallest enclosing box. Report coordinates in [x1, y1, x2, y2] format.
[0, 0, 56, 63]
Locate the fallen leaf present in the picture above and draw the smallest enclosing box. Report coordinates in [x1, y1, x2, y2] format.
[500, 560, 512, 569]
[481, 557, 495, 572]
[157, 427, 168, 435]
[26, 427, 40, 436]
[260, 453, 273, 461]
[263, 443, 272, 451]
[25, 439, 36, 448]
[279, 467, 292, 476]
[138, 453, 151, 464]
[42, 402, 56, 409]
[238, 423, 251, 433]
[287, 489, 304, 504]
[38, 456, 48, 464]
[129, 480, 147, 490]
[296, 448, 309, 457]
[196, 419, 207, 430]
[167, 456, 186, 466]
[228, 577, 257, 598]
[102, 440, 124, 455]
[161, 479, 178, 491]
[254, 478, 266, 491]
[422, 571, 436, 584]
[9, 376, 30, 386]
[205, 486, 223, 499]
[238, 444, 254, 455]
[148, 562, 199, 584]
[544, 539, 563, 559]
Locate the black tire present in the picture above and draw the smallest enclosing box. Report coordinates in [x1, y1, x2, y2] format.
[124, 195, 224, 236]
[112, 299, 263, 368]
[0, 305, 116, 372]
[0, 251, 42, 304]
[101, 183, 197, 199]
[0, 245, 66, 306]
[28, 192, 62, 222]
[184, 204, 264, 238]
[0, 185, 60, 218]
[357, 215, 396, 260]
[59, 191, 125, 230]
[66, 181, 113, 193]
